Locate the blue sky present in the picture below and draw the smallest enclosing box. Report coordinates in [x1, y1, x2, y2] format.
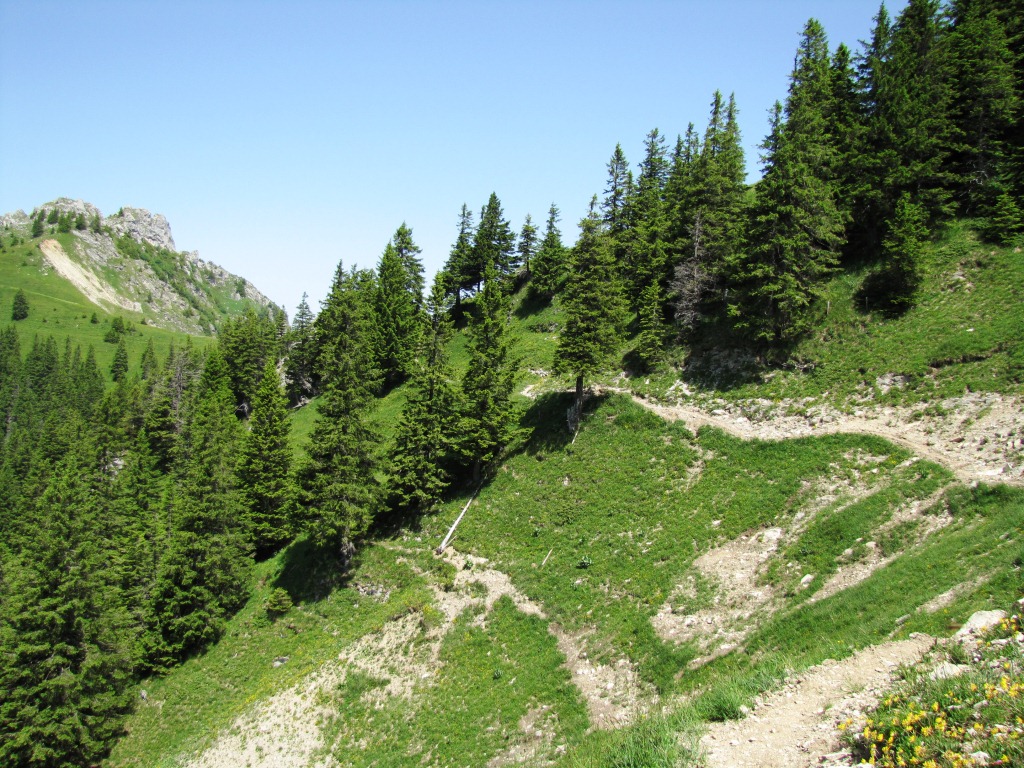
[0, 1, 904, 316]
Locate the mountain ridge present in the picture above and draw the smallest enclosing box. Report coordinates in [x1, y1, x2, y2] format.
[1, 197, 277, 334]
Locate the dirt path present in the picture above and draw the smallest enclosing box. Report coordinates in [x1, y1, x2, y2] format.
[698, 634, 935, 768]
[631, 393, 1023, 487]
[39, 238, 141, 312]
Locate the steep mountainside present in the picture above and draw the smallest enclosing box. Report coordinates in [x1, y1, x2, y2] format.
[1, 198, 276, 334]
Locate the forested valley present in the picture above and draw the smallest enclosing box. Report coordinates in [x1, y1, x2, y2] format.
[1, 1, 1023, 765]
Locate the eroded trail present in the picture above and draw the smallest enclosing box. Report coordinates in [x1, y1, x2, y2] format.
[631, 393, 1024, 486]
[698, 634, 935, 768]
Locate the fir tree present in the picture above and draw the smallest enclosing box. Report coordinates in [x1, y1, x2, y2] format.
[461, 266, 517, 483]
[10, 289, 28, 321]
[729, 20, 845, 345]
[530, 203, 567, 299]
[623, 129, 669, 309]
[468, 193, 516, 289]
[517, 214, 538, 277]
[391, 222, 425, 305]
[554, 197, 626, 425]
[0, 453, 134, 766]
[237, 361, 294, 558]
[388, 278, 462, 514]
[375, 238, 422, 389]
[285, 292, 317, 404]
[297, 268, 380, 557]
[440, 204, 475, 311]
[110, 337, 129, 382]
[147, 349, 249, 667]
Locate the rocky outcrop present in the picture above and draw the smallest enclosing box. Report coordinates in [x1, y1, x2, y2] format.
[105, 206, 176, 251]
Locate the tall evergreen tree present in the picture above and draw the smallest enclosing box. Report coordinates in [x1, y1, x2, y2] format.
[554, 197, 626, 423]
[468, 193, 516, 289]
[0, 452, 134, 767]
[530, 203, 567, 299]
[10, 289, 28, 321]
[285, 292, 317, 404]
[516, 214, 538, 277]
[110, 337, 129, 382]
[671, 93, 748, 335]
[622, 129, 669, 309]
[237, 361, 294, 558]
[388, 277, 462, 513]
[440, 204, 475, 311]
[297, 268, 380, 558]
[461, 266, 517, 483]
[729, 20, 845, 345]
[147, 349, 250, 667]
[391, 222, 425, 305]
[375, 240, 422, 388]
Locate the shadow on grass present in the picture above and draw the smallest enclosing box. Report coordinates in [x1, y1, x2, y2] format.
[514, 288, 551, 319]
[513, 389, 611, 458]
[273, 535, 357, 605]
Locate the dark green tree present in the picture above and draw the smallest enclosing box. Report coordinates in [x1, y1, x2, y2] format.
[554, 197, 626, 424]
[440, 204, 475, 312]
[468, 193, 516, 289]
[297, 267, 380, 558]
[461, 266, 517, 483]
[146, 350, 249, 667]
[11, 289, 28, 321]
[237, 361, 294, 558]
[220, 308, 280, 417]
[375, 239, 422, 388]
[285, 293, 317, 404]
[110, 337, 129, 382]
[0, 453, 134, 766]
[391, 222, 425, 306]
[516, 214, 538, 277]
[530, 204, 567, 299]
[388, 278, 462, 514]
[729, 20, 845, 345]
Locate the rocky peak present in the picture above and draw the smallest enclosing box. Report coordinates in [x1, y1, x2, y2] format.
[105, 206, 176, 251]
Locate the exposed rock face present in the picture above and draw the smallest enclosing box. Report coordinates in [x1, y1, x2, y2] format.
[105, 206, 176, 251]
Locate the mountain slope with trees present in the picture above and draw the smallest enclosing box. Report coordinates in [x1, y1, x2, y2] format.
[2, 1, 1024, 766]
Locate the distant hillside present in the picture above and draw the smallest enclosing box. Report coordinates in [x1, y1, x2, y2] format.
[0, 197, 277, 335]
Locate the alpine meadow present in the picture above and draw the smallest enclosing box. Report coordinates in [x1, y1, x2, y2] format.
[3, 2, 1024, 767]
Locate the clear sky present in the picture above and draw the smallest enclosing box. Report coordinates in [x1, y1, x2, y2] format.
[0, 0, 904, 316]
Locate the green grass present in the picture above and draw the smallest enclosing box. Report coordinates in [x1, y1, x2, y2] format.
[632, 221, 1024, 406]
[107, 541, 435, 767]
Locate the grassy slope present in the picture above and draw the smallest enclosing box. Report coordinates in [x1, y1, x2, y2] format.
[112, 223, 1024, 767]
[635, 221, 1024, 405]
[0, 234, 210, 379]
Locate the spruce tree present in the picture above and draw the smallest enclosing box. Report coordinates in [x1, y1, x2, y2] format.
[297, 268, 380, 557]
[388, 278, 462, 513]
[530, 203, 567, 299]
[623, 129, 669, 309]
[375, 240, 422, 389]
[110, 337, 129, 382]
[147, 349, 250, 666]
[238, 361, 294, 558]
[461, 265, 517, 483]
[440, 203, 475, 311]
[517, 214, 538, 278]
[729, 20, 845, 345]
[468, 193, 516, 289]
[391, 222, 425, 305]
[285, 292, 317, 404]
[0, 453, 134, 766]
[10, 289, 28, 321]
[554, 197, 626, 424]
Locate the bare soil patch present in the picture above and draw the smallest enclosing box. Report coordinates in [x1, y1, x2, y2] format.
[39, 238, 141, 312]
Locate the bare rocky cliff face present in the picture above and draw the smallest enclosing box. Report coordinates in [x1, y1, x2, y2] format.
[2, 198, 277, 334]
